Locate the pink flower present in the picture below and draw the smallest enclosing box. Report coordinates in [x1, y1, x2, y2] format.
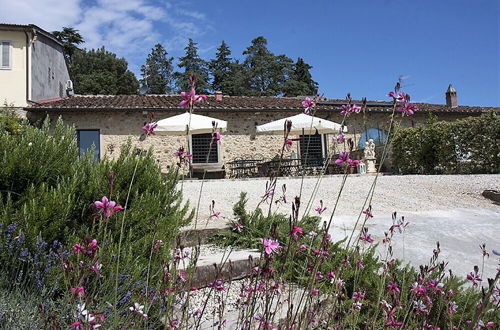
[213, 131, 222, 143]
[466, 269, 482, 287]
[302, 97, 316, 114]
[179, 88, 207, 108]
[335, 133, 345, 143]
[299, 244, 307, 250]
[335, 152, 359, 166]
[387, 281, 400, 294]
[388, 91, 406, 101]
[291, 226, 303, 240]
[232, 222, 244, 232]
[284, 139, 293, 151]
[353, 291, 365, 302]
[211, 211, 221, 218]
[72, 244, 84, 254]
[261, 238, 280, 255]
[447, 301, 458, 314]
[88, 239, 99, 250]
[71, 286, 85, 296]
[94, 197, 124, 218]
[360, 233, 374, 243]
[335, 152, 350, 165]
[142, 122, 157, 135]
[310, 288, 320, 296]
[314, 200, 327, 215]
[398, 102, 418, 116]
[340, 104, 361, 115]
[362, 208, 373, 218]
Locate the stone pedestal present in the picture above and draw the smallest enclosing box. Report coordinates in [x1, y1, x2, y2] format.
[365, 157, 377, 173]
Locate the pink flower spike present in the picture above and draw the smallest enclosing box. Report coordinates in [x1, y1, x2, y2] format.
[360, 233, 375, 244]
[179, 88, 207, 108]
[213, 132, 222, 144]
[94, 196, 123, 218]
[71, 286, 85, 296]
[261, 238, 280, 255]
[315, 200, 327, 215]
[362, 208, 373, 218]
[72, 243, 84, 254]
[335, 133, 345, 143]
[142, 122, 157, 135]
[310, 288, 320, 296]
[335, 152, 350, 165]
[89, 239, 99, 250]
[291, 226, 303, 240]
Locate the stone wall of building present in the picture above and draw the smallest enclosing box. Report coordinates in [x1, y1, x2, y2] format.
[28, 108, 475, 175]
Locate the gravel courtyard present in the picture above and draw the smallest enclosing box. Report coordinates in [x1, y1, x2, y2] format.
[181, 174, 500, 279]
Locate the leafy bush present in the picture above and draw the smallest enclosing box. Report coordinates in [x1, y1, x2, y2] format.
[211, 192, 320, 248]
[392, 112, 500, 174]
[0, 118, 192, 251]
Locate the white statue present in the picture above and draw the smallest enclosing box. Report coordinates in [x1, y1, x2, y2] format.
[364, 139, 376, 159]
[364, 139, 377, 173]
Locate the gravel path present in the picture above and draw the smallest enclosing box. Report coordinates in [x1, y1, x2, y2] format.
[180, 174, 500, 279]
[180, 174, 499, 220]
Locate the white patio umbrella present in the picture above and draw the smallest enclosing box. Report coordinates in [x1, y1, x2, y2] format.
[256, 113, 346, 135]
[155, 112, 227, 135]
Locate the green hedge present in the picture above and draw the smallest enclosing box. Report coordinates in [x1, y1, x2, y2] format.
[392, 112, 499, 174]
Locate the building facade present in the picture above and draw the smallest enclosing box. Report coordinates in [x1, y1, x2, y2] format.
[0, 24, 70, 109]
[26, 90, 497, 176]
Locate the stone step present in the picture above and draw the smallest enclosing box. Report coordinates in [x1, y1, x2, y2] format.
[178, 245, 261, 288]
[178, 218, 231, 247]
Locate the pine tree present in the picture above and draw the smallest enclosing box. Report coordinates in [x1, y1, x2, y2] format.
[140, 44, 174, 94]
[242, 36, 293, 96]
[284, 57, 318, 96]
[210, 41, 232, 92]
[175, 39, 210, 93]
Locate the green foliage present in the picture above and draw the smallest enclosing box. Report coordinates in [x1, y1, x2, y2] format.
[284, 57, 318, 96]
[51, 27, 84, 64]
[175, 39, 210, 93]
[140, 43, 174, 94]
[0, 118, 192, 250]
[242, 36, 294, 96]
[211, 192, 319, 248]
[70, 47, 139, 95]
[0, 104, 24, 134]
[392, 112, 500, 174]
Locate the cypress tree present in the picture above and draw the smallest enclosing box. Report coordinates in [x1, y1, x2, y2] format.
[140, 44, 174, 94]
[175, 39, 210, 93]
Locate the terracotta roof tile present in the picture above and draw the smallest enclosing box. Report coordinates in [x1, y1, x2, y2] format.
[28, 94, 498, 114]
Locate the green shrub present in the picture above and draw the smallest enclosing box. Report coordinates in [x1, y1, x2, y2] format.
[392, 112, 500, 174]
[0, 118, 193, 255]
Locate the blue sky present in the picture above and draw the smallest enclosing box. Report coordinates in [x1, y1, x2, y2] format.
[2, 0, 499, 105]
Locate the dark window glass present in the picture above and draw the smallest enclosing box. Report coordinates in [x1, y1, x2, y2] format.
[191, 133, 218, 163]
[77, 130, 100, 161]
[300, 134, 323, 165]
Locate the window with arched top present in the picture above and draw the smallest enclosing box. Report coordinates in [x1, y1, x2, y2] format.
[358, 128, 388, 149]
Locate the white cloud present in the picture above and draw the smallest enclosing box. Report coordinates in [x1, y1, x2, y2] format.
[0, 0, 82, 31]
[0, 0, 215, 73]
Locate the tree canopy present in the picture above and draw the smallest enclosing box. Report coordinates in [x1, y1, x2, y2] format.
[140, 44, 174, 94]
[174, 39, 210, 93]
[51, 27, 84, 64]
[52, 27, 318, 96]
[70, 47, 139, 95]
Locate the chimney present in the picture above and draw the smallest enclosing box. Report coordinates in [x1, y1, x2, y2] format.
[215, 90, 223, 101]
[445, 84, 457, 108]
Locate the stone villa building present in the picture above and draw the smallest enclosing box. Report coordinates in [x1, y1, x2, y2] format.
[26, 86, 497, 176]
